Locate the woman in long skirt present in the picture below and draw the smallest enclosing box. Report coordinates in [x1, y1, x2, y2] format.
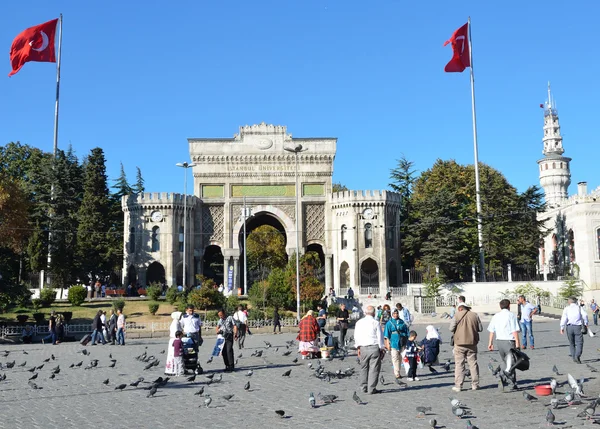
[165, 311, 183, 375]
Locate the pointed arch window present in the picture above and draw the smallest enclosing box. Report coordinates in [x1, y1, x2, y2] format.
[364, 223, 373, 248]
[341, 225, 347, 249]
[128, 227, 135, 253]
[151, 226, 160, 252]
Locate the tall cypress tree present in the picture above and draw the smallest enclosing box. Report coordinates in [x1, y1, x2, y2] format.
[76, 148, 112, 281]
[113, 163, 132, 198]
[107, 162, 131, 277]
[132, 166, 145, 194]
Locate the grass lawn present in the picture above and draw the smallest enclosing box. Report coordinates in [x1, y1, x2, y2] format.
[0, 299, 180, 325]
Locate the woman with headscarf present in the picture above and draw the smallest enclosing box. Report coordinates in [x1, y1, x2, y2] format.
[165, 311, 183, 375]
[420, 325, 441, 373]
[297, 310, 320, 358]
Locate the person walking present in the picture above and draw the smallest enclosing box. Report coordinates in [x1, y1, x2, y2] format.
[336, 303, 349, 347]
[273, 307, 281, 334]
[488, 299, 521, 390]
[517, 295, 538, 349]
[355, 305, 385, 394]
[233, 305, 248, 349]
[116, 308, 126, 346]
[396, 303, 412, 329]
[383, 308, 409, 379]
[316, 304, 327, 336]
[405, 331, 422, 381]
[379, 304, 391, 332]
[107, 309, 117, 345]
[182, 304, 203, 345]
[449, 302, 483, 392]
[90, 310, 106, 346]
[590, 299, 599, 326]
[560, 296, 589, 364]
[216, 309, 238, 372]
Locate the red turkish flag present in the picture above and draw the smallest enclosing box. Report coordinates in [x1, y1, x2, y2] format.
[443, 23, 470, 73]
[8, 18, 58, 77]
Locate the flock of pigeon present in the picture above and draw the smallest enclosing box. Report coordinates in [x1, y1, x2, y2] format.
[2, 332, 600, 426]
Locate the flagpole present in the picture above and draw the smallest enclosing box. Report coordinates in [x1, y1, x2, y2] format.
[46, 14, 63, 278]
[53, 14, 63, 157]
[468, 17, 486, 281]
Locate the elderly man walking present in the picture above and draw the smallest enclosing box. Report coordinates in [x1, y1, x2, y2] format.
[449, 302, 483, 392]
[488, 299, 521, 390]
[560, 296, 589, 363]
[355, 305, 385, 394]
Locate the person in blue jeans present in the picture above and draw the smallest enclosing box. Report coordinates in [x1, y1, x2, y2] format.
[590, 299, 599, 326]
[517, 295, 537, 349]
[90, 310, 106, 345]
[42, 311, 57, 345]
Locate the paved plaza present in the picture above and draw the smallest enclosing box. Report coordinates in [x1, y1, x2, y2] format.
[1, 318, 600, 428]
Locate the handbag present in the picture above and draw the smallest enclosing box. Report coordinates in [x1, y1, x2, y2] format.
[333, 324, 340, 332]
[579, 307, 588, 335]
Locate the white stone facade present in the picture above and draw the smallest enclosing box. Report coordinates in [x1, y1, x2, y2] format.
[122, 123, 401, 296]
[538, 87, 600, 290]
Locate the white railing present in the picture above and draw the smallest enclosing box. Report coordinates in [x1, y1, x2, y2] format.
[1, 318, 300, 338]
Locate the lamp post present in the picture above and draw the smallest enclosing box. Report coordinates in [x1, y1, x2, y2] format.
[284, 144, 306, 322]
[405, 268, 411, 284]
[176, 161, 196, 290]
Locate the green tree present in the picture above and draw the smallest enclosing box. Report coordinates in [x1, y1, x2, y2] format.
[76, 148, 112, 281]
[27, 221, 46, 274]
[287, 251, 324, 309]
[246, 225, 287, 279]
[389, 155, 417, 269]
[332, 182, 348, 193]
[112, 163, 132, 198]
[132, 166, 145, 194]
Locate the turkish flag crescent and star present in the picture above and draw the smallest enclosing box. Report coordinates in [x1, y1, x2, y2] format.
[443, 22, 470, 73]
[8, 18, 58, 77]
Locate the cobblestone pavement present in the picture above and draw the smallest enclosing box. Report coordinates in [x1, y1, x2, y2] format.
[1, 319, 600, 429]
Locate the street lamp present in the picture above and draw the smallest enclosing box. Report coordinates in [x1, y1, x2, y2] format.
[176, 161, 196, 290]
[405, 268, 411, 284]
[284, 143, 306, 322]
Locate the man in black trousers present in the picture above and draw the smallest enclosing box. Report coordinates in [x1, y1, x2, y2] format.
[216, 309, 238, 372]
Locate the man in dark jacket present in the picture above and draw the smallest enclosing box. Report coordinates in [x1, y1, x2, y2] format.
[90, 310, 106, 345]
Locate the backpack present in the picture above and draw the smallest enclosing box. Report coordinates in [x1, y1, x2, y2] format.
[325, 334, 335, 347]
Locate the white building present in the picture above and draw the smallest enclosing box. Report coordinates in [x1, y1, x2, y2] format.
[122, 123, 401, 296]
[538, 85, 600, 290]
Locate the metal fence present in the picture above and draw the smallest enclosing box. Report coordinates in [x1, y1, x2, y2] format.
[1, 318, 300, 339]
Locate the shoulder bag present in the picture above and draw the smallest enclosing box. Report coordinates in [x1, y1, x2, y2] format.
[579, 307, 588, 335]
[450, 313, 468, 346]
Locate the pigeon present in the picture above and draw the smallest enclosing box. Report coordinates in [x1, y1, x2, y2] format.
[187, 375, 196, 382]
[204, 395, 212, 408]
[552, 365, 560, 376]
[69, 363, 74, 368]
[550, 378, 558, 395]
[23, 350, 28, 355]
[274, 410, 285, 418]
[115, 384, 127, 391]
[244, 381, 250, 391]
[452, 407, 465, 418]
[380, 375, 385, 385]
[443, 360, 451, 371]
[429, 418, 437, 428]
[51, 367, 60, 374]
[550, 397, 560, 409]
[18, 361, 26, 367]
[466, 420, 479, 429]
[255, 350, 263, 358]
[129, 380, 141, 387]
[108, 361, 116, 368]
[567, 373, 583, 396]
[27, 367, 36, 373]
[238, 353, 243, 358]
[264, 341, 272, 348]
[81, 349, 89, 356]
[416, 406, 432, 416]
[395, 378, 407, 388]
[144, 362, 154, 370]
[318, 393, 338, 404]
[28, 373, 38, 380]
[587, 364, 598, 373]
[352, 391, 363, 405]
[222, 394, 234, 401]
[49, 373, 55, 380]
[450, 398, 463, 408]
[75, 361, 83, 367]
[146, 385, 157, 397]
[103, 379, 109, 385]
[43, 358, 50, 363]
[282, 351, 292, 357]
[160, 349, 165, 354]
[195, 387, 205, 395]
[213, 374, 222, 383]
[523, 391, 538, 401]
[28, 381, 40, 389]
[51, 354, 55, 360]
[282, 369, 292, 377]
[309, 392, 316, 408]
[206, 356, 213, 364]
[5, 361, 15, 369]
[206, 373, 215, 380]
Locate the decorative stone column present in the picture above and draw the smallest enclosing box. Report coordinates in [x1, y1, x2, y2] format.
[223, 256, 230, 289]
[325, 254, 333, 295]
[233, 257, 240, 294]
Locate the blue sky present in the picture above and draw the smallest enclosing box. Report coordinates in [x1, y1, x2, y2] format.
[2, 1, 599, 196]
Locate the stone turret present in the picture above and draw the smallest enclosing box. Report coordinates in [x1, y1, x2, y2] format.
[537, 83, 571, 207]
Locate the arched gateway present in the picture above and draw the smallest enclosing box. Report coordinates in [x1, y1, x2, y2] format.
[122, 123, 401, 296]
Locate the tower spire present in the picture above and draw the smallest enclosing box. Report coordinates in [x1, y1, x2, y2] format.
[538, 84, 571, 206]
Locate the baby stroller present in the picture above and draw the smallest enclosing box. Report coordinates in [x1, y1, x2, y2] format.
[181, 335, 203, 375]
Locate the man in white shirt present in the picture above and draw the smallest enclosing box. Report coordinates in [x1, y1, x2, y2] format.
[517, 295, 538, 350]
[354, 305, 385, 394]
[488, 299, 521, 390]
[560, 296, 589, 364]
[233, 305, 248, 349]
[182, 304, 203, 345]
